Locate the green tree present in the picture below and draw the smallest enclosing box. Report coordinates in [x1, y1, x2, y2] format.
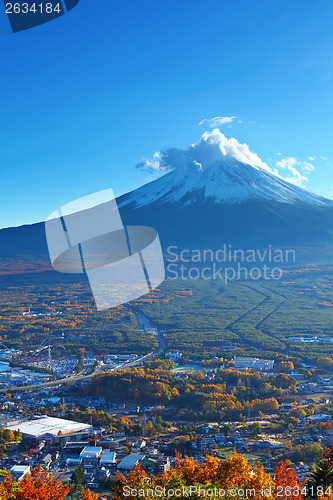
[249, 422, 262, 436]
[71, 465, 85, 487]
[308, 446, 333, 493]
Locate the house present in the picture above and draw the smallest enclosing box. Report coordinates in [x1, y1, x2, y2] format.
[140, 457, 156, 472]
[153, 458, 171, 474]
[40, 453, 52, 470]
[279, 403, 292, 412]
[307, 414, 330, 423]
[132, 439, 146, 451]
[111, 430, 126, 438]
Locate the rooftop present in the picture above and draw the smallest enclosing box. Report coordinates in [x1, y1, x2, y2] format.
[100, 451, 117, 464]
[6, 416, 92, 438]
[117, 454, 145, 470]
[80, 446, 103, 458]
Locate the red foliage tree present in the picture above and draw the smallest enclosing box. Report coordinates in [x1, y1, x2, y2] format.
[274, 461, 303, 500]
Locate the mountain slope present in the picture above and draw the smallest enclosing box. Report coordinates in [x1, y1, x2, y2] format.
[119, 158, 331, 208]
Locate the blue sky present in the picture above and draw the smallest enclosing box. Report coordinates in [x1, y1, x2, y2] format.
[1, 0, 333, 228]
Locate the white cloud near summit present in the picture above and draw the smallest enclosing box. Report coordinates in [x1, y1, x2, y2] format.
[137, 129, 275, 174]
[276, 156, 314, 187]
[137, 129, 316, 190]
[198, 116, 237, 127]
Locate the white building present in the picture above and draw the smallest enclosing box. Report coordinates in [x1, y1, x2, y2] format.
[99, 451, 117, 467]
[132, 439, 146, 450]
[79, 446, 102, 466]
[6, 416, 92, 441]
[10, 465, 31, 481]
[233, 356, 274, 372]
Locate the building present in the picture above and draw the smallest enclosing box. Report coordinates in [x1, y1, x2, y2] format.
[0, 348, 20, 360]
[40, 453, 52, 470]
[10, 465, 31, 481]
[99, 451, 117, 468]
[280, 403, 292, 412]
[117, 454, 145, 471]
[111, 430, 126, 438]
[165, 352, 182, 362]
[132, 439, 146, 450]
[154, 458, 171, 474]
[79, 446, 103, 467]
[66, 458, 82, 466]
[289, 336, 333, 343]
[233, 356, 274, 372]
[63, 441, 90, 456]
[306, 414, 330, 423]
[5, 416, 92, 441]
[0, 362, 11, 372]
[105, 354, 138, 363]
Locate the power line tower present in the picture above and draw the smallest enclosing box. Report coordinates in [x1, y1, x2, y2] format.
[143, 414, 147, 437]
[48, 344, 51, 370]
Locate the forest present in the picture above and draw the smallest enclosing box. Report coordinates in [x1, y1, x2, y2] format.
[133, 266, 333, 365]
[87, 359, 296, 421]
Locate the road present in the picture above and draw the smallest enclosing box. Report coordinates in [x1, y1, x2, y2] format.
[0, 313, 165, 394]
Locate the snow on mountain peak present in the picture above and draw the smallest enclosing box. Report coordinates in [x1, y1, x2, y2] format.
[121, 130, 332, 208]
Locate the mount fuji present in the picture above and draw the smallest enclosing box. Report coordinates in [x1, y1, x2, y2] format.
[117, 130, 333, 250]
[1, 129, 333, 261]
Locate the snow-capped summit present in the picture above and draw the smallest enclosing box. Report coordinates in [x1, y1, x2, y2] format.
[117, 130, 333, 250]
[120, 130, 332, 209]
[121, 158, 331, 208]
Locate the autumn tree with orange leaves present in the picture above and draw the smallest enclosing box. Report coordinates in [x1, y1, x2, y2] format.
[0, 466, 97, 500]
[112, 452, 301, 500]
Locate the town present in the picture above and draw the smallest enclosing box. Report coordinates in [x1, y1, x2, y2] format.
[0, 342, 333, 498]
